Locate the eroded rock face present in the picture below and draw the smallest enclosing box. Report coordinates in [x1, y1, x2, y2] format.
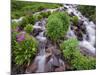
[25, 62, 38, 73]
[33, 28, 43, 36]
[45, 46, 65, 72]
[74, 28, 83, 41]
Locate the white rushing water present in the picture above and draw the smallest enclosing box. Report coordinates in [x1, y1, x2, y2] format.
[64, 4, 96, 55]
[34, 20, 47, 72]
[12, 4, 96, 73]
[35, 55, 46, 72]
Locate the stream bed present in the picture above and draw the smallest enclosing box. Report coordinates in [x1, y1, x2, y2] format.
[12, 4, 96, 73]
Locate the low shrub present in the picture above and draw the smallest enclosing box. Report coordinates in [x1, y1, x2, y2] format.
[47, 17, 64, 42]
[25, 15, 36, 25]
[60, 38, 79, 61]
[37, 14, 43, 21]
[60, 38, 96, 70]
[24, 24, 33, 33]
[34, 14, 43, 21]
[11, 21, 19, 30]
[12, 31, 38, 65]
[37, 6, 44, 11]
[19, 16, 29, 28]
[46, 12, 70, 42]
[72, 16, 79, 26]
[71, 54, 96, 70]
[40, 11, 51, 18]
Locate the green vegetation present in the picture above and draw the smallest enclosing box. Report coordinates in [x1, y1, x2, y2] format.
[19, 16, 29, 28]
[35, 14, 43, 21]
[46, 12, 70, 42]
[11, 21, 19, 30]
[60, 38, 96, 70]
[72, 16, 79, 26]
[24, 24, 33, 33]
[25, 14, 36, 25]
[40, 11, 51, 18]
[11, 0, 62, 19]
[78, 5, 96, 23]
[60, 38, 79, 61]
[12, 31, 38, 65]
[11, 1, 96, 73]
[18, 14, 36, 29]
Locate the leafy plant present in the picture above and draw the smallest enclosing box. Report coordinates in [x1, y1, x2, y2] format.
[24, 24, 33, 33]
[47, 17, 64, 42]
[46, 12, 70, 42]
[34, 14, 43, 21]
[40, 11, 51, 18]
[19, 16, 29, 28]
[11, 21, 19, 30]
[12, 31, 38, 65]
[71, 54, 96, 70]
[60, 38, 79, 61]
[72, 16, 79, 26]
[25, 14, 36, 25]
[60, 38, 96, 70]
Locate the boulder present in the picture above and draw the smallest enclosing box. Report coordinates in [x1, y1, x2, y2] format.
[33, 28, 43, 36]
[25, 62, 38, 73]
[74, 29, 83, 41]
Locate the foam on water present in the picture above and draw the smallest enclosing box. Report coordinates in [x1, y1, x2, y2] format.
[64, 4, 96, 54]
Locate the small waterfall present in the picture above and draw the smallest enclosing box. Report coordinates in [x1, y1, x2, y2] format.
[66, 25, 77, 38]
[12, 4, 96, 73]
[33, 20, 47, 72]
[64, 4, 96, 55]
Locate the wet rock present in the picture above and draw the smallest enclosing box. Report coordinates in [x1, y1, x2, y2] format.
[46, 46, 61, 58]
[45, 46, 65, 72]
[64, 6, 68, 9]
[55, 66, 65, 72]
[86, 34, 89, 41]
[33, 28, 43, 36]
[78, 20, 84, 25]
[80, 47, 96, 57]
[45, 58, 65, 72]
[54, 59, 65, 72]
[80, 25, 87, 34]
[77, 20, 87, 34]
[69, 12, 75, 17]
[65, 64, 71, 70]
[74, 29, 83, 41]
[70, 25, 75, 30]
[52, 55, 60, 67]
[25, 63, 38, 73]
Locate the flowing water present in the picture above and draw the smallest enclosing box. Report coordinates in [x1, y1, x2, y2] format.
[33, 20, 47, 72]
[64, 4, 96, 55]
[12, 4, 96, 73]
